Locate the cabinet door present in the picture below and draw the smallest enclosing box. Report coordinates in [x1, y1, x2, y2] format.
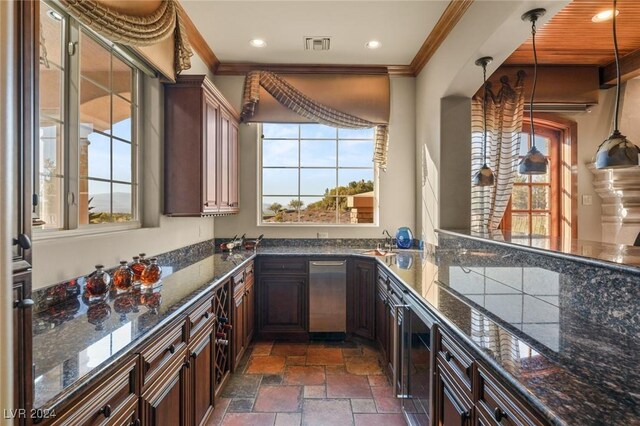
[228, 120, 239, 211]
[258, 276, 307, 339]
[245, 281, 255, 345]
[219, 111, 231, 210]
[13, 272, 33, 425]
[375, 283, 389, 363]
[141, 355, 187, 426]
[232, 290, 246, 369]
[348, 259, 375, 339]
[190, 329, 215, 426]
[435, 363, 473, 426]
[203, 95, 220, 213]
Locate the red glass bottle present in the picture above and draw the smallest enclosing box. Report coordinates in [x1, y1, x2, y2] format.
[130, 256, 145, 286]
[113, 260, 134, 292]
[141, 258, 162, 288]
[85, 265, 111, 301]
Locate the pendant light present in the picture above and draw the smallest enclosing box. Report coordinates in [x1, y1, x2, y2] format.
[595, 0, 640, 169]
[518, 8, 548, 175]
[473, 56, 495, 187]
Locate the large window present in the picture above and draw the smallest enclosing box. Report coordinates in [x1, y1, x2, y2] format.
[259, 123, 377, 225]
[502, 123, 560, 237]
[36, 1, 140, 233]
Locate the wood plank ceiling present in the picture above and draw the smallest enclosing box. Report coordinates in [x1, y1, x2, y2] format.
[505, 0, 640, 66]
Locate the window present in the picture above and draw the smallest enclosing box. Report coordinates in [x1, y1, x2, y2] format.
[259, 123, 377, 225]
[36, 1, 140, 234]
[502, 123, 560, 237]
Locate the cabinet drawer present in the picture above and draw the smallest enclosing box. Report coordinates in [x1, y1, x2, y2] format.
[245, 261, 255, 286]
[140, 319, 188, 389]
[259, 258, 307, 275]
[188, 294, 214, 338]
[476, 364, 546, 426]
[45, 355, 139, 426]
[437, 328, 475, 397]
[377, 266, 390, 285]
[233, 271, 245, 295]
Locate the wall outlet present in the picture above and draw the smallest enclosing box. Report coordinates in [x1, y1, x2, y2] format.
[317, 232, 329, 239]
[582, 195, 593, 206]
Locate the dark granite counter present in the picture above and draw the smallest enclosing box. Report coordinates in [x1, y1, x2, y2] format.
[32, 249, 256, 409]
[32, 239, 640, 425]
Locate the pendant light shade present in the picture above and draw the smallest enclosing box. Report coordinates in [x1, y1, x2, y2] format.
[518, 8, 548, 176]
[472, 56, 495, 187]
[595, 0, 640, 169]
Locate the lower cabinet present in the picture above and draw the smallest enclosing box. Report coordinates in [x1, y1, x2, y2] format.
[189, 328, 216, 426]
[375, 273, 389, 365]
[347, 259, 376, 339]
[42, 354, 140, 426]
[435, 362, 473, 426]
[141, 352, 187, 426]
[232, 261, 255, 371]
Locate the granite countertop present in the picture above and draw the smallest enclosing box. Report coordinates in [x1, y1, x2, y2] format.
[33, 243, 640, 425]
[32, 250, 256, 409]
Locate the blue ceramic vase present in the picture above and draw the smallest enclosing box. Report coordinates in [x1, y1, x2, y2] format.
[395, 227, 413, 249]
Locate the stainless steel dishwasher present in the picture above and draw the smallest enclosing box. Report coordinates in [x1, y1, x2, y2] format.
[308, 260, 347, 332]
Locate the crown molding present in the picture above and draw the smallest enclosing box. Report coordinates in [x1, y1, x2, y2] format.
[216, 62, 412, 76]
[410, 0, 474, 75]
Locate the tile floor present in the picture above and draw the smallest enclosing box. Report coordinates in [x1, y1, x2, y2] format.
[208, 340, 407, 426]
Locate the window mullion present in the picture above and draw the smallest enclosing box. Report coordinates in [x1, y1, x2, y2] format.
[65, 18, 80, 230]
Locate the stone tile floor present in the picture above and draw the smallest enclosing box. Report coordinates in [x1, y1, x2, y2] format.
[208, 340, 407, 426]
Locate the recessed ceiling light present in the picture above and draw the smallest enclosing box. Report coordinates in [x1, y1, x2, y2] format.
[249, 39, 267, 48]
[365, 40, 381, 50]
[46, 9, 63, 21]
[592, 9, 619, 23]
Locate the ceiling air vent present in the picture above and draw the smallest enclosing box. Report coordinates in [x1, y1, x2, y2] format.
[304, 37, 331, 51]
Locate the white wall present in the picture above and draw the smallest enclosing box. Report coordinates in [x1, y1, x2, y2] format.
[415, 0, 569, 244]
[211, 75, 417, 239]
[32, 55, 217, 290]
[558, 88, 616, 242]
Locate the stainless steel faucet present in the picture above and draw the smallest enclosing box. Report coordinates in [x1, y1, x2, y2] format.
[383, 230, 394, 252]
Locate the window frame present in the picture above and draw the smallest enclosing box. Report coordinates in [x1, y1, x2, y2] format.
[256, 123, 380, 227]
[34, 0, 144, 239]
[501, 122, 561, 238]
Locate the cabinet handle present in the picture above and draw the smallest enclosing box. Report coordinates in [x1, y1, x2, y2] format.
[100, 404, 112, 418]
[12, 233, 31, 250]
[494, 407, 507, 422]
[167, 344, 176, 355]
[130, 420, 141, 426]
[444, 351, 453, 362]
[462, 410, 470, 420]
[204, 311, 211, 319]
[14, 299, 34, 309]
[184, 359, 191, 369]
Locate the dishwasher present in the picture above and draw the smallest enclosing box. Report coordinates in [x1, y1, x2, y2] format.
[308, 260, 347, 333]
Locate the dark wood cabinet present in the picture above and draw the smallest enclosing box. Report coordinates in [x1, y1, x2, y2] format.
[257, 257, 308, 340]
[141, 352, 188, 426]
[231, 262, 255, 371]
[44, 355, 140, 426]
[435, 362, 473, 426]
[189, 328, 216, 426]
[164, 75, 240, 216]
[347, 259, 376, 339]
[244, 263, 255, 344]
[375, 276, 389, 363]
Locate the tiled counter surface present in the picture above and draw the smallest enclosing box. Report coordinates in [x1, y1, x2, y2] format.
[33, 244, 640, 425]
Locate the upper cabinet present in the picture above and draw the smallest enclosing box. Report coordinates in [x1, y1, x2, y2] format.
[164, 75, 240, 216]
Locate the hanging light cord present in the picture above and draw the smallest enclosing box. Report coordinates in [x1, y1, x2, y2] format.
[529, 17, 538, 149]
[482, 62, 488, 166]
[613, 0, 621, 132]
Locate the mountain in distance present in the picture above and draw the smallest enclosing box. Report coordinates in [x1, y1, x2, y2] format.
[89, 192, 131, 213]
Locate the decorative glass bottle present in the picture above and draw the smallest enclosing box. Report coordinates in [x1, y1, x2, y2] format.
[141, 258, 162, 288]
[113, 261, 134, 292]
[130, 256, 145, 287]
[139, 253, 150, 265]
[85, 264, 111, 301]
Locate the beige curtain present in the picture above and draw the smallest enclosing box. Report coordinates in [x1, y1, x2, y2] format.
[471, 71, 526, 230]
[241, 71, 390, 170]
[58, 0, 192, 75]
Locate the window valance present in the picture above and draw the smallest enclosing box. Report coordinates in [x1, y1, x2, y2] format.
[241, 71, 390, 170]
[58, 0, 192, 79]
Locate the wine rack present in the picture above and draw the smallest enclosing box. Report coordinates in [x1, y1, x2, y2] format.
[213, 280, 231, 394]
